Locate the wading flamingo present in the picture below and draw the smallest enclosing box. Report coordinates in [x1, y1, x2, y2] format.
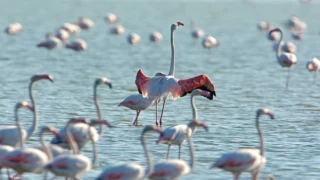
[37, 36, 61, 56]
[96, 125, 162, 180]
[4, 23, 23, 35]
[55, 29, 69, 42]
[51, 78, 112, 149]
[157, 89, 210, 159]
[76, 17, 94, 30]
[211, 108, 274, 180]
[150, 31, 163, 43]
[272, 41, 296, 54]
[1, 102, 49, 179]
[46, 119, 108, 179]
[191, 21, 204, 39]
[0, 74, 53, 147]
[149, 120, 208, 179]
[65, 39, 87, 51]
[110, 25, 125, 35]
[269, 28, 297, 89]
[60, 23, 81, 35]
[257, 21, 271, 31]
[306, 57, 320, 83]
[105, 13, 118, 24]
[127, 33, 141, 45]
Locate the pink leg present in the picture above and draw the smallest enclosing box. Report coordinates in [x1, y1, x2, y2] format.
[159, 98, 167, 126]
[133, 110, 141, 125]
[252, 171, 259, 180]
[234, 173, 240, 180]
[166, 145, 171, 159]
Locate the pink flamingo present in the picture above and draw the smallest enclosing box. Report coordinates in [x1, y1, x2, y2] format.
[60, 23, 81, 35]
[96, 125, 162, 180]
[272, 41, 297, 54]
[291, 31, 304, 40]
[65, 39, 87, 51]
[105, 13, 118, 24]
[37, 36, 61, 56]
[257, 21, 271, 31]
[267, 31, 280, 42]
[46, 119, 108, 179]
[55, 29, 69, 42]
[191, 21, 204, 39]
[110, 25, 125, 35]
[1, 101, 50, 178]
[51, 78, 112, 149]
[135, 22, 216, 126]
[211, 108, 274, 180]
[0, 74, 53, 147]
[150, 31, 163, 43]
[149, 120, 207, 179]
[127, 33, 141, 45]
[157, 89, 210, 159]
[4, 23, 23, 35]
[269, 28, 297, 89]
[76, 17, 94, 30]
[306, 57, 320, 83]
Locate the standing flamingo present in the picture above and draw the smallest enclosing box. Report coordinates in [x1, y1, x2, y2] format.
[127, 33, 141, 45]
[37, 36, 61, 57]
[60, 23, 81, 35]
[257, 21, 271, 31]
[105, 13, 118, 24]
[55, 29, 69, 42]
[306, 57, 320, 83]
[45, 119, 108, 179]
[4, 22, 23, 35]
[0, 74, 53, 147]
[110, 25, 125, 35]
[210, 108, 274, 180]
[156, 89, 210, 159]
[51, 78, 112, 149]
[1, 101, 49, 178]
[135, 22, 216, 126]
[150, 31, 163, 43]
[76, 17, 94, 30]
[191, 21, 204, 39]
[65, 39, 87, 51]
[149, 120, 208, 179]
[96, 125, 162, 180]
[269, 28, 297, 89]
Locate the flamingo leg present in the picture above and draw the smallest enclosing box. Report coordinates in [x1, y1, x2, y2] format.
[233, 173, 240, 180]
[178, 145, 182, 159]
[166, 144, 171, 159]
[6, 168, 11, 180]
[133, 110, 141, 126]
[314, 71, 317, 84]
[155, 101, 158, 126]
[159, 97, 167, 126]
[286, 67, 291, 89]
[252, 171, 259, 180]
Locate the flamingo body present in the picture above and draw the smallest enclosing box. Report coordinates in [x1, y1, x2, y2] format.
[65, 39, 87, 51]
[105, 13, 118, 24]
[34, 144, 67, 157]
[55, 29, 69, 42]
[60, 23, 81, 34]
[306, 57, 320, 71]
[127, 33, 141, 45]
[149, 159, 190, 180]
[191, 28, 204, 39]
[202, 35, 219, 49]
[150, 32, 163, 42]
[278, 52, 297, 67]
[0, 127, 27, 147]
[110, 25, 125, 35]
[119, 94, 154, 111]
[257, 21, 271, 31]
[157, 124, 191, 145]
[5, 23, 23, 35]
[76, 17, 94, 30]
[97, 163, 145, 180]
[37, 36, 61, 50]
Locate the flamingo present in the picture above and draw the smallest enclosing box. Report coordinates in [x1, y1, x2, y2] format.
[110, 25, 125, 35]
[269, 28, 297, 89]
[45, 119, 108, 179]
[0, 74, 53, 147]
[127, 33, 141, 45]
[210, 108, 274, 180]
[272, 41, 296, 54]
[96, 125, 162, 180]
[257, 21, 271, 31]
[150, 31, 163, 43]
[37, 36, 61, 56]
[202, 35, 219, 56]
[135, 22, 216, 126]
[51, 78, 112, 149]
[291, 31, 304, 40]
[306, 57, 320, 83]
[156, 89, 211, 159]
[105, 13, 118, 24]
[267, 31, 280, 42]
[60, 23, 81, 35]
[65, 39, 87, 51]
[76, 17, 94, 30]
[190, 21, 204, 39]
[55, 29, 69, 42]
[1, 101, 49, 178]
[4, 23, 23, 35]
[149, 120, 208, 179]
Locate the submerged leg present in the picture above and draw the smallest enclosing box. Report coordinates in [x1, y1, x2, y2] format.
[178, 145, 182, 159]
[166, 144, 171, 159]
[133, 110, 141, 125]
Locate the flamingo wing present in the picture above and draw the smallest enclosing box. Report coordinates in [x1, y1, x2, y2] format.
[97, 163, 145, 180]
[150, 159, 190, 180]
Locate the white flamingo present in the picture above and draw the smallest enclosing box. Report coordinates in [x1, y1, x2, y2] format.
[150, 31, 163, 43]
[96, 125, 162, 180]
[60, 23, 81, 35]
[110, 25, 125, 35]
[4, 23, 23, 35]
[76, 17, 94, 30]
[257, 21, 271, 31]
[211, 108, 274, 180]
[105, 13, 118, 24]
[267, 31, 280, 42]
[191, 21, 204, 39]
[157, 89, 210, 159]
[149, 120, 207, 179]
[306, 57, 320, 83]
[0, 74, 53, 147]
[135, 22, 216, 126]
[269, 28, 297, 89]
[1, 101, 49, 178]
[37, 36, 61, 56]
[55, 29, 69, 42]
[51, 78, 112, 149]
[45, 119, 107, 179]
[127, 33, 141, 45]
[65, 39, 87, 51]
[202, 35, 219, 50]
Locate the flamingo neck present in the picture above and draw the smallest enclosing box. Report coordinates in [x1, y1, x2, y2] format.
[276, 30, 283, 61]
[66, 123, 79, 154]
[191, 96, 198, 121]
[40, 131, 53, 160]
[88, 126, 98, 166]
[141, 134, 153, 178]
[187, 135, 195, 169]
[168, 27, 175, 76]
[27, 82, 37, 139]
[94, 84, 103, 136]
[256, 116, 265, 156]
[14, 106, 24, 148]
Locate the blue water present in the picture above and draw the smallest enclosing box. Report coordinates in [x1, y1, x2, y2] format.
[0, 0, 319, 179]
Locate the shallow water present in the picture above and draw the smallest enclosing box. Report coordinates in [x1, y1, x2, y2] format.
[0, 0, 319, 179]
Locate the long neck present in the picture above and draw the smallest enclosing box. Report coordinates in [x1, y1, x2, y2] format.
[14, 107, 24, 148]
[27, 82, 37, 139]
[276, 30, 283, 60]
[168, 28, 175, 76]
[88, 126, 98, 166]
[66, 124, 79, 154]
[191, 96, 198, 121]
[141, 134, 152, 178]
[40, 131, 53, 160]
[94, 84, 103, 136]
[256, 116, 265, 156]
[187, 135, 195, 169]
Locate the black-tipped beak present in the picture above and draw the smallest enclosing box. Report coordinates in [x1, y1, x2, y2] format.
[213, 91, 216, 97]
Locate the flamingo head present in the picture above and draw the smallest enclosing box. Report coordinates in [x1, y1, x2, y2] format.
[256, 108, 274, 119]
[41, 125, 59, 136]
[171, 21, 184, 31]
[31, 74, 54, 83]
[90, 119, 113, 128]
[15, 101, 33, 111]
[268, 28, 282, 38]
[142, 125, 162, 135]
[95, 77, 112, 88]
[189, 120, 209, 132]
